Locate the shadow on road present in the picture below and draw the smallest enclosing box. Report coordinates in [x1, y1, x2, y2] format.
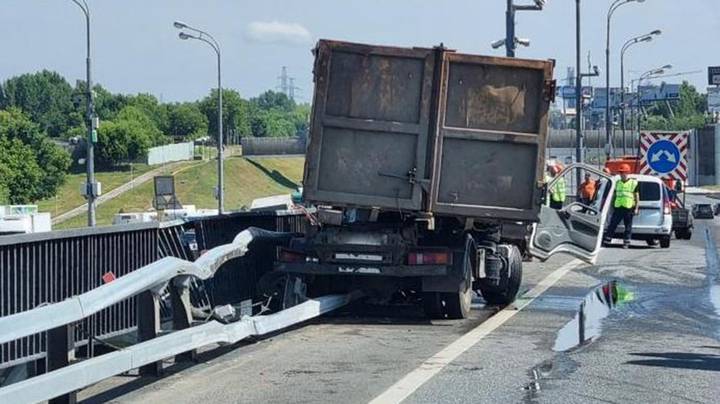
[625, 351, 720, 372]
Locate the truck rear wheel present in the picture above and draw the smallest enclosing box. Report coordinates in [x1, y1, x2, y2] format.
[423, 237, 474, 320]
[422, 289, 472, 320]
[477, 245, 522, 305]
[660, 236, 671, 248]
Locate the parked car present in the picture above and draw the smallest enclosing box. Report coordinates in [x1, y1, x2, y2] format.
[607, 175, 673, 248]
[693, 204, 715, 219]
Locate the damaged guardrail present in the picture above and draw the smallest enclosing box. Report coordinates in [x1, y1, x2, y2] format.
[0, 227, 355, 403]
[0, 228, 257, 346]
[0, 293, 355, 404]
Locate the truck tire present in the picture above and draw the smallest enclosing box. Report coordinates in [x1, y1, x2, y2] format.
[660, 236, 671, 249]
[477, 245, 523, 305]
[422, 289, 473, 320]
[676, 229, 692, 240]
[423, 238, 474, 320]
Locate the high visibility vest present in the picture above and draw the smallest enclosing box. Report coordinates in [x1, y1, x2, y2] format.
[614, 179, 638, 209]
[550, 177, 566, 203]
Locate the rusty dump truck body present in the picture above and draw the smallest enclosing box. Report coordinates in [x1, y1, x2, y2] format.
[271, 40, 556, 319]
[303, 40, 555, 222]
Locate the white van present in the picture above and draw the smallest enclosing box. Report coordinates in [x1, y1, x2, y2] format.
[608, 174, 673, 248]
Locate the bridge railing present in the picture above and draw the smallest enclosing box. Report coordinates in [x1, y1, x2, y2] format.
[0, 218, 349, 404]
[0, 210, 308, 372]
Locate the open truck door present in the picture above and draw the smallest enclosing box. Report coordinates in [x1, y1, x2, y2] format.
[529, 164, 615, 264]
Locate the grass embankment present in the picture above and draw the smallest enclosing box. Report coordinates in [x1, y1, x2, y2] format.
[36, 164, 154, 217]
[55, 156, 305, 229]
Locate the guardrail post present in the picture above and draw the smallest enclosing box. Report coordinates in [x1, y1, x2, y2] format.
[47, 324, 77, 404]
[170, 280, 197, 362]
[137, 291, 162, 376]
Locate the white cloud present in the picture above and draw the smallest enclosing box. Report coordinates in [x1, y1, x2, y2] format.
[245, 21, 313, 45]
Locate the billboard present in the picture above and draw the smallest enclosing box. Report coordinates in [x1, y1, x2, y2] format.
[708, 66, 720, 86]
[708, 87, 720, 114]
[153, 175, 182, 210]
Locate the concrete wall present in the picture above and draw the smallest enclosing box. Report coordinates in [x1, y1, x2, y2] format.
[145, 142, 194, 165]
[241, 137, 306, 156]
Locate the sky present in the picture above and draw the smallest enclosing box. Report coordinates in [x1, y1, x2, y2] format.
[1, 0, 719, 103]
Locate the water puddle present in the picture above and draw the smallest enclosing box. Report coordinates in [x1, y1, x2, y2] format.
[553, 280, 634, 352]
[711, 285, 720, 317]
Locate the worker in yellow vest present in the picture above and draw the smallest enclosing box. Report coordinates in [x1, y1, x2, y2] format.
[547, 164, 566, 210]
[602, 164, 640, 249]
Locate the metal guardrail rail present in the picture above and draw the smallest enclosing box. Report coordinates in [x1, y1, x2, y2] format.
[0, 294, 354, 404]
[0, 224, 350, 403]
[1, 210, 308, 370]
[0, 227, 255, 346]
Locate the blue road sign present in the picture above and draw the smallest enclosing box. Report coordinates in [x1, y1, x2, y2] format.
[646, 139, 681, 174]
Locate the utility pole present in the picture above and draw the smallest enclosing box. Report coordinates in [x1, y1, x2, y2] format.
[279, 66, 289, 96]
[70, 0, 97, 227]
[505, 0, 516, 57]
[575, 0, 582, 177]
[575, 0, 599, 184]
[502, 1, 545, 57]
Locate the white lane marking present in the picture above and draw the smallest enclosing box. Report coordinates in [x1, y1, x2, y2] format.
[369, 259, 585, 404]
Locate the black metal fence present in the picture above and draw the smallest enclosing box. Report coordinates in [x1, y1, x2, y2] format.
[0, 211, 307, 371]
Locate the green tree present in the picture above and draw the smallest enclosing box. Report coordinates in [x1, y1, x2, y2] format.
[92, 84, 130, 122]
[251, 90, 295, 113]
[95, 105, 167, 167]
[126, 93, 169, 133]
[291, 103, 311, 136]
[0, 138, 43, 204]
[642, 82, 708, 131]
[166, 102, 208, 140]
[250, 109, 296, 137]
[0, 108, 69, 202]
[0, 70, 75, 137]
[199, 89, 251, 142]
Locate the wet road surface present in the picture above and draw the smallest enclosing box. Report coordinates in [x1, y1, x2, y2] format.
[79, 195, 720, 403]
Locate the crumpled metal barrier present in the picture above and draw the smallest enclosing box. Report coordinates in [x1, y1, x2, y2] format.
[0, 293, 357, 404]
[0, 227, 288, 345]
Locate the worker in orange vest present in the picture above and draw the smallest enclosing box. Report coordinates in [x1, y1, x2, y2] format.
[578, 172, 598, 206]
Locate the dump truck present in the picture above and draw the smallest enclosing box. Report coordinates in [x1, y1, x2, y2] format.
[264, 40, 615, 319]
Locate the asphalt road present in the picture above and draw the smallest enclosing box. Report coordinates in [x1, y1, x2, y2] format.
[79, 195, 720, 404]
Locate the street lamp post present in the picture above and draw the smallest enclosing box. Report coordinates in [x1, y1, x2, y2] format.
[70, 0, 97, 227]
[504, 0, 546, 57]
[574, 0, 600, 185]
[174, 21, 224, 214]
[620, 29, 661, 155]
[605, 0, 645, 160]
[633, 65, 672, 153]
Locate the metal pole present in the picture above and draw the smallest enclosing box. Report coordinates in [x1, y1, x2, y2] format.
[620, 48, 626, 156]
[605, 0, 629, 160]
[72, 0, 96, 227]
[85, 6, 96, 227]
[605, 6, 612, 160]
[575, 0, 583, 186]
[217, 50, 224, 214]
[506, 0, 515, 57]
